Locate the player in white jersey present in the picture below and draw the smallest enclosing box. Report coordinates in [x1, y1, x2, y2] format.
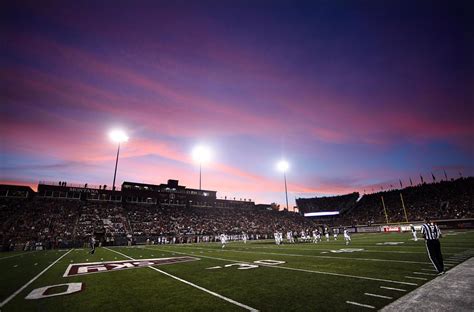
[312, 230, 318, 243]
[287, 231, 294, 243]
[343, 228, 351, 245]
[333, 231, 338, 240]
[89, 235, 96, 254]
[242, 232, 247, 244]
[410, 224, 418, 241]
[220, 234, 227, 248]
[300, 230, 307, 241]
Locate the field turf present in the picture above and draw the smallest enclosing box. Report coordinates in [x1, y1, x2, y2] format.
[1, 230, 473, 311]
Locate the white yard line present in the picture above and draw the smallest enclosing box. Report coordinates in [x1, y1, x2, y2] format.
[404, 276, 427, 281]
[0, 249, 72, 308]
[380, 286, 406, 292]
[104, 247, 258, 312]
[147, 247, 418, 286]
[346, 301, 375, 309]
[175, 245, 430, 265]
[420, 268, 437, 272]
[364, 293, 392, 299]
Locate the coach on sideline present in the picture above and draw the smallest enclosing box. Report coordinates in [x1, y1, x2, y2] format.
[421, 217, 445, 275]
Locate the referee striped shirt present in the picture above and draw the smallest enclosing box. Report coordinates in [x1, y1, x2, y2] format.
[421, 223, 441, 240]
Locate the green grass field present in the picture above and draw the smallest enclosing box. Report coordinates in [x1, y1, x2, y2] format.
[1, 231, 473, 311]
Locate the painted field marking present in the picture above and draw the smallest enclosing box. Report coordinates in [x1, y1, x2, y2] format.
[420, 268, 437, 272]
[0, 249, 72, 308]
[380, 286, 406, 292]
[237, 245, 427, 254]
[364, 293, 392, 299]
[174, 245, 430, 265]
[104, 247, 258, 312]
[404, 276, 427, 281]
[13, 265, 18, 268]
[413, 272, 436, 276]
[346, 301, 375, 309]
[0, 252, 33, 261]
[147, 247, 418, 286]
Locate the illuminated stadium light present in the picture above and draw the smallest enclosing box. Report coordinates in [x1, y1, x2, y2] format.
[109, 129, 129, 191]
[304, 211, 340, 217]
[192, 145, 212, 164]
[192, 145, 213, 190]
[109, 129, 129, 143]
[276, 159, 290, 211]
[277, 160, 289, 172]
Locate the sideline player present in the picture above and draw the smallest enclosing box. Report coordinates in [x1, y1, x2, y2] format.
[89, 235, 96, 254]
[410, 224, 418, 241]
[343, 228, 351, 245]
[421, 218, 445, 275]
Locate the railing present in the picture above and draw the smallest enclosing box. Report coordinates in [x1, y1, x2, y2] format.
[38, 181, 121, 191]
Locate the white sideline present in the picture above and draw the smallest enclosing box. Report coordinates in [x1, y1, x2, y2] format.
[147, 247, 418, 286]
[346, 301, 375, 309]
[104, 247, 258, 312]
[0, 249, 73, 308]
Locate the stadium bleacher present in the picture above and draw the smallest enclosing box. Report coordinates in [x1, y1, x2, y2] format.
[1, 177, 472, 251]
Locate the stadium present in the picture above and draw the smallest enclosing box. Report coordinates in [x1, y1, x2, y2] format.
[1, 177, 473, 311]
[2, 1, 473, 311]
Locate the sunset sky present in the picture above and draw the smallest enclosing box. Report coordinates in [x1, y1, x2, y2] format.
[1, 0, 473, 206]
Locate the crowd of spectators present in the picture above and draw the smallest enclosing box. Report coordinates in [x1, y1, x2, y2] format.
[1, 198, 317, 250]
[338, 177, 473, 225]
[1, 177, 472, 250]
[296, 192, 359, 214]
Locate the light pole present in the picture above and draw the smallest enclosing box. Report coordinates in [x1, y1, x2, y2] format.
[277, 160, 290, 211]
[109, 129, 129, 191]
[192, 145, 212, 190]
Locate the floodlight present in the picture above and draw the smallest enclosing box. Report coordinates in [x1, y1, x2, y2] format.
[109, 129, 129, 143]
[192, 145, 212, 165]
[277, 160, 289, 172]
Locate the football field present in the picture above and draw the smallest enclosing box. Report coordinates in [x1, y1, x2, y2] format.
[1, 231, 473, 311]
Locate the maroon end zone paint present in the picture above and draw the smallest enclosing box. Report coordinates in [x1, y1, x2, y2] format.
[63, 257, 199, 277]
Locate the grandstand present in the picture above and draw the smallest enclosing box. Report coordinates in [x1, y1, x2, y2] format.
[1, 177, 473, 252]
[296, 177, 473, 226]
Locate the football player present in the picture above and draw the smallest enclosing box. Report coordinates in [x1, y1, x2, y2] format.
[343, 228, 351, 245]
[220, 233, 227, 248]
[89, 235, 96, 254]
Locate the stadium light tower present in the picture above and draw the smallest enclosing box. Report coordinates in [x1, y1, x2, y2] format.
[277, 160, 290, 211]
[109, 129, 129, 191]
[192, 145, 212, 190]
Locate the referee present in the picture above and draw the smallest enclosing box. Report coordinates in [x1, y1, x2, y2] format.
[421, 218, 445, 275]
